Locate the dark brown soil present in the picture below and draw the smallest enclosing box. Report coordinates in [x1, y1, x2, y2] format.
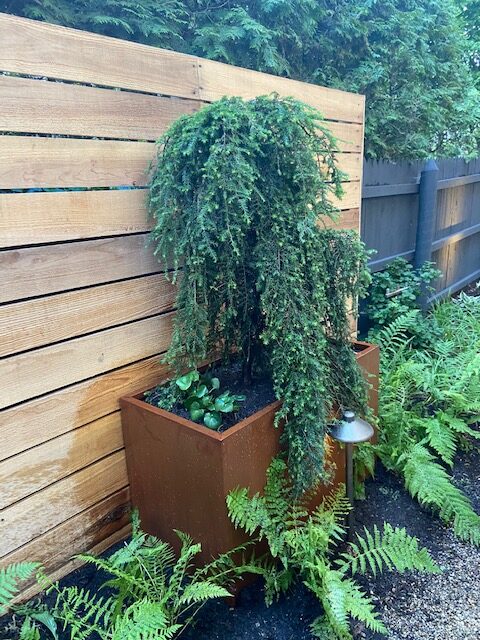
[144, 360, 276, 431]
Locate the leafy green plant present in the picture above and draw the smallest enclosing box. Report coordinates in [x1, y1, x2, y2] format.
[3, 513, 258, 639]
[227, 458, 438, 639]
[365, 258, 441, 336]
[146, 369, 245, 430]
[368, 297, 480, 544]
[149, 94, 370, 494]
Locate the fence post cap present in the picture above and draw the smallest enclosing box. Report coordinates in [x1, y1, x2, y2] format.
[422, 158, 439, 173]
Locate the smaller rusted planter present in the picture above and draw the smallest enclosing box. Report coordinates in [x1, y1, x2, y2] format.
[120, 341, 379, 564]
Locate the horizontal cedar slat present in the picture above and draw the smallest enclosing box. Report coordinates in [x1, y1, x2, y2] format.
[0, 137, 154, 189]
[0, 412, 123, 509]
[0, 356, 169, 462]
[0, 75, 199, 140]
[0, 136, 360, 190]
[0, 273, 176, 357]
[2, 488, 130, 589]
[322, 208, 360, 232]
[0, 451, 128, 558]
[0, 234, 161, 303]
[0, 12, 200, 100]
[198, 59, 364, 124]
[0, 189, 149, 247]
[331, 181, 361, 210]
[0, 313, 174, 408]
[0, 180, 359, 250]
[11, 524, 132, 605]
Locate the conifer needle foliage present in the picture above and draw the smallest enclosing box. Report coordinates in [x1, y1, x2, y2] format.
[148, 95, 370, 494]
[227, 459, 438, 639]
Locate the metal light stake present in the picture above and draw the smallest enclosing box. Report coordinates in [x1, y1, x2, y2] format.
[328, 410, 374, 541]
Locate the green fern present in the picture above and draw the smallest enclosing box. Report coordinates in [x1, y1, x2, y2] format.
[227, 459, 438, 639]
[368, 296, 480, 545]
[0, 562, 40, 615]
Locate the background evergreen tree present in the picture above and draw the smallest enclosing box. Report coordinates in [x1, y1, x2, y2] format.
[2, 0, 479, 160]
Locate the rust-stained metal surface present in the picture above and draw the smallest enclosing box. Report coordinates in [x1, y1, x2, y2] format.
[120, 342, 380, 563]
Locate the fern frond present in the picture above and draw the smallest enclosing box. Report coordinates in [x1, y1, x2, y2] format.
[178, 581, 230, 606]
[423, 417, 457, 466]
[338, 523, 439, 576]
[402, 444, 480, 544]
[0, 562, 40, 614]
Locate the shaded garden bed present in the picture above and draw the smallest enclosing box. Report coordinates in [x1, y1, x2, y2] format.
[3, 444, 478, 640]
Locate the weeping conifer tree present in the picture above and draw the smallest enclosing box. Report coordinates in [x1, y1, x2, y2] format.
[149, 95, 370, 494]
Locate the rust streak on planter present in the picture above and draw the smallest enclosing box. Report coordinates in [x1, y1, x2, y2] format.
[120, 341, 379, 564]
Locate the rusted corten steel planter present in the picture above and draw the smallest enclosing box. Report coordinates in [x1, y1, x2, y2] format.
[120, 341, 379, 563]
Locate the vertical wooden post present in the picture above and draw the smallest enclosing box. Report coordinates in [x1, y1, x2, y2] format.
[414, 159, 439, 310]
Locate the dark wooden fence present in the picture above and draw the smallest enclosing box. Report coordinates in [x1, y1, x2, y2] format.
[361, 158, 480, 300]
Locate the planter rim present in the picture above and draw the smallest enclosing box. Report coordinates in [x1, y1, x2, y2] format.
[119, 339, 378, 443]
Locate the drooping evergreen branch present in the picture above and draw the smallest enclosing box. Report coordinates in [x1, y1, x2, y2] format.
[149, 95, 370, 493]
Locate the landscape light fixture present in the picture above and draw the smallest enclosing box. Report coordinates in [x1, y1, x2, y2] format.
[328, 410, 375, 540]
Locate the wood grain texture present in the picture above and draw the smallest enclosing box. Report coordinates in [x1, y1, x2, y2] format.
[9, 524, 132, 605]
[0, 75, 200, 140]
[0, 136, 154, 189]
[331, 181, 361, 211]
[0, 313, 174, 408]
[198, 58, 364, 124]
[2, 488, 130, 585]
[0, 412, 124, 509]
[0, 356, 169, 462]
[0, 189, 149, 247]
[0, 12, 200, 100]
[0, 451, 128, 558]
[0, 135, 359, 190]
[0, 274, 177, 357]
[321, 208, 360, 232]
[0, 179, 360, 250]
[0, 234, 162, 303]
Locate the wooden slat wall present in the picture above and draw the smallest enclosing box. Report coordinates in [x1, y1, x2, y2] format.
[0, 11, 364, 596]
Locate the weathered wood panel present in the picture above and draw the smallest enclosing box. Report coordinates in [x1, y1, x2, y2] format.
[0, 313, 175, 408]
[0, 75, 200, 140]
[3, 488, 130, 589]
[198, 59, 364, 123]
[0, 135, 360, 190]
[0, 356, 169, 462]
[0, 451, 128, 557]
[0, 274, 176, 357]
[362, 158, 480, 297]
[0, 412, 123, 508]
[0, 12, 364, 590]
[0, 137, 154, 189]
[0, 13, 200, 99]
[1, 173, 360, 249]
[0, 235, 161, 303]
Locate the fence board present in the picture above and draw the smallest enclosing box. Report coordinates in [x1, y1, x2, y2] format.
[0, 356, 169, 462]
[0, 313, 174, 409]
[0, 274, 176, 357]
[362, 158, 480, 295]
[0, 189, 149, 246]
[0, 12, 200, 100]
[0, 235, 162, 303]
[0, 137, 154, 189]
[0, 13, 364, 582]
[0, 412, 123, 508]
[1, 175, 359, 250]
[0, 451, 128, 558]
[3, 488, 130, 587]
[0, 75, 200, 140]
[0, 135, 359, 189]
[198, 59, 364, 123]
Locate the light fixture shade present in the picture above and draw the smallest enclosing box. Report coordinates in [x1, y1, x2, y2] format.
[328, 410, 374, 444]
